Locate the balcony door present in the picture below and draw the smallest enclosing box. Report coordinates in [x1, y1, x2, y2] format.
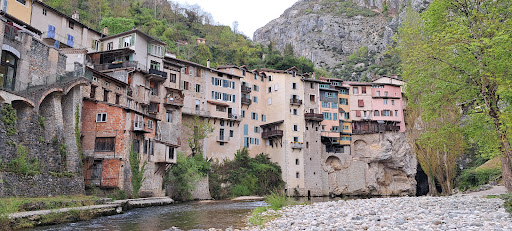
[219, 129, 225, 141]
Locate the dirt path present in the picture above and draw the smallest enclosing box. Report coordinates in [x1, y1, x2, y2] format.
[465, 186, 508, 196]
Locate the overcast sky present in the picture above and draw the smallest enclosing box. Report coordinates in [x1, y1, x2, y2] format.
[173, 0, 299, 39]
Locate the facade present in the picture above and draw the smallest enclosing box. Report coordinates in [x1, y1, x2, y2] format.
[1, 0, 33, 25]
[30, 1, 102, 51]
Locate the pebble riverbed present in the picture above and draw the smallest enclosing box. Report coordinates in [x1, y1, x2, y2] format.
[247, 195, 512, 231]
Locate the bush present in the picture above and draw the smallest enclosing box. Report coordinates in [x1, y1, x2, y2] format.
[231, 184, 251, 197]
[456, 167, 501, 191]
[165, 153, 210, 201]
[6, 145, 40, 176]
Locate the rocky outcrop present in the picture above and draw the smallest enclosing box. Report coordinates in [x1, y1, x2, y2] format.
[253, 0, 431, 73]
[323, 132, 417, 196]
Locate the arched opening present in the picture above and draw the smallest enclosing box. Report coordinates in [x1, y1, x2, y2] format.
[0, 50, 19, 90]
[325, 156, 343, 171]
[415, 163, 429, 196]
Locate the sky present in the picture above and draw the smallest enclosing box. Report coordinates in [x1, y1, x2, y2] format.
[173, 0, 299, 39]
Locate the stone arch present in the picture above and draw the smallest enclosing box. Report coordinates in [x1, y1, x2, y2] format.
[325, 156, 343, 171]
[63, 80, 88, 95]
[353, 139, 367, 152]
[39, 91, 64, 139]
[2, 44, 21, 58]
[37, 88, 64, 110]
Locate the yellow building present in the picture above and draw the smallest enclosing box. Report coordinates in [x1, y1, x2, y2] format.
[2, 0, 33, 24]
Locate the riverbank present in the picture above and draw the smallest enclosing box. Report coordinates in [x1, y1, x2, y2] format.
[245, 194, 511, 230]
[4, 197, 174, 229]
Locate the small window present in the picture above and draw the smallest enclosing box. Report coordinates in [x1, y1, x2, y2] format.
[90, 86, 96, 99]
[148, 120, 153, 129]
[42, 8, 47, 15]
[115, 94, 120, 104]
[293, 124, 299, 132]
[374, 110, 380, 116]
[96, 113, 107, 122]
[230, 130, 234, 137]
[196, 84, 201, 93]
[296, 159, 299, 165]
[361, 86, 367, 94]
[353, 87, 359, 94]
[383, 99, 388, 105]
[296, 172, 300, 178]
[292, 83, 297, 89]
[107, 42, 113, 51]
[184, 81, 190, 90]
[310, 95, 315, 102]
[16, 0, 27, 5]
[123, 36, 131, 47]
[166, 110, 173, 123]
[392, 100, 395, 105]
[68, 20, 74, 29]
[395, 110, 399, 117]
[103, 89, 109, 102]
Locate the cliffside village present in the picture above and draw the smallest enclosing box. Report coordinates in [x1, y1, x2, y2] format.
[0, 0, 415, 198]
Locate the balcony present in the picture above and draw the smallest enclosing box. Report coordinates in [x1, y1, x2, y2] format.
[290, 142, 304, 149]
[149, 68, 168, 78]
[241, 85, 252, 93]
[304, 113, 324, 121]
[216, 136, 230, 143]
[241, 98, 252, 105]
[228, 113, 241, 121]
[182, 107, 210, 117]
[94, 61, 146, 72]
[42, 31, 85, 49]
[165, 97, 184, 107]
[262, 130, 283, 139]
[133, 121, 150, 133]
[290, 98, 303, 106]
[105, 70, 129, 84]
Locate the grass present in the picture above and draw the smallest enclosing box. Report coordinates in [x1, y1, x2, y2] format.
[0, 195, 100, 214]
[500, 194, 512, 215]
[248, 192, 297, 226]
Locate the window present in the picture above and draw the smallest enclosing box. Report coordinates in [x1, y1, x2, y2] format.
[374, 110, 380, 116]
[107, 42, 113, 51]
[340, 98, 348, 105]
[296, 159, 299, 165]
[382, 110, 391, 116]
[353, 87, 359, 94]
[296, 172, 300, 178]
[310, 95, 316, 102]
[90, 86, 96, 98]
[364, 111, 367, 117]
[148, 120, 153, 129]
[358, 100, 364, 107]
[262, 114, 266, 122]
[95, 137, 115, 152]
[268, 87, 272, 93]
[377, 91, 380, 96]
[195, 84, 201, 93]
[0, 51, 18, 91]
[254, 73, 257, 80]
[230, 130, 234, 137]
[310, 83, 314, 89]
[274, 84, 279, 91]
[385, 91, 388, 96]
[268, 75, 273, 81]
[292, 109, 298, 115]
[356, 111, 361, 117]
[253, 96, 258, 103]
[16, 0, 26, 5]
[268, 98, 272, 105]
[254, 126, 261, 133]
[293, 124, 299, 132]
[253, 84, 259, 92]
[383, 99, 388, 105]
[333, 113, 337, 120]
[115, 94, 120, 104]
[150, 61, 161, 71]
[183, 81, 189, 90]
[392, 100, 395, 105]
[292, 83, 297, 89]
[68, 20, 74, 29]
[93, 40, 100, 51]
[323, 112, 330, 120]
[322, 102, 330, 108]
[220, 120, 225, 126]
[361, 86, 367, 94]
[169, 73, 177, 83]
[331, 103, 338, 108]
[241, 110, 245, 118]
[96, 113, 107, 122]
[166, 110, 173, 123]
[216, 105, 226, 112]
[395, 110, 399, 117]
[251, 112, 258, 120]
[43, 8, 47, 15]
[123, 36, 131, 47]
[168, 147, 175, 160]
[103, 89, 109, 102]
[325, 92, 336, 98]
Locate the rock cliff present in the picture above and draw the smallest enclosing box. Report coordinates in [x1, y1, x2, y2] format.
[254, 0, 431, 80]
[323, 132, 417, 196]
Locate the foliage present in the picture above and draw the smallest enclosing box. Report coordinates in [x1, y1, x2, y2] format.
[165, 152, 210, 201]
[1, 104, 17, 136]
[38, 116, 45, 130]
[74, 104, 83, 164]
[100, 17, 135, 35]
[317, 0, 378, 18]
[398, 0, 512, 192]
[129, 145, 147, 198]
[209, 149, 284, 199]
[455, 167, 501, 191]
[0, 195, 99, 214]
[332, 46, 401, 81]
[5, 144, 40, 176]
[248, 192, 296, 226]
[501, 194, 512, 215]
[184, 116, 214, 157]
[107, 189, 127, 200]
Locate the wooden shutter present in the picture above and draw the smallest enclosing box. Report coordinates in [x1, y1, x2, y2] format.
[358, 100, 364, 107]
[356, 111, 361, 117]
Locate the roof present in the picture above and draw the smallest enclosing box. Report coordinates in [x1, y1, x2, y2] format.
[260, 120, 284, 128]
[100, 29, 165, 45]
[86, 66, 128, 86]
[302, 78, 325, 83]
[1, 12, 42, 35]
[165, 56, 244, 79]
[87, 47, 134, 55]
[346, 81, 372, 86]
[33, 1, 102, 36]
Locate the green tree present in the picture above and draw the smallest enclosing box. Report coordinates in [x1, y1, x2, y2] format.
[100, 17, 135, 35]
[129, 144, 147, 198]
[184, 116, 214, 157]
[398, 0, 512, 191]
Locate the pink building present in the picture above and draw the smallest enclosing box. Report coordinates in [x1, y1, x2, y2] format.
[370, 83, 405, 132]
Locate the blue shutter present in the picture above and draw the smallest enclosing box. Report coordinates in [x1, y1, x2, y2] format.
[2, 0, 7, 12]
[244, 124, 248, 135]
[54, 41, 60, 49]
[244, 137, 248, 147]
[66, 34, 74, 47]
[232, 95, 235, 102]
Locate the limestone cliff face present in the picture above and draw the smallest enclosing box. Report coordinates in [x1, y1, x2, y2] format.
[323, 132, 417, 196]
[253, 0, 431, 71]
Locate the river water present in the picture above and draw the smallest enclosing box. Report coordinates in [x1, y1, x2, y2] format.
[29, 197, 342, 231]
[30, 200, 267, 231]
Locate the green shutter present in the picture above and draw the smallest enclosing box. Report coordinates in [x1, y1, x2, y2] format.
[91, 39, 95, 49]
[148, 42, 152, 54]
[131, 34, 135, 46]
[118, 38, 122, 48]
[100, 42, 104, 51]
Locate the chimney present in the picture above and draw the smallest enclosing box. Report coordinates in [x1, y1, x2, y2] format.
[207, 59, 210, 68]
[71, 11, 79, 21]
[103, 27, 109, 36]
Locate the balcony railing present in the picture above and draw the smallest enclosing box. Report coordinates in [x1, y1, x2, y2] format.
[165, 97, 184, 106]
[290, 98, 303, 105]
[228, 113, 241, 121]
[93, 61, 146, 72]
[304, 113, 324, 121]
[241, 98, 252, 105]
[216, 136, 230, 142]
[262, 130, 283, 139]
[42, 31, 86, 49]
[290, 142, 304, 149]
[241, 85, 252, 93]
[149, 68, 168, 78]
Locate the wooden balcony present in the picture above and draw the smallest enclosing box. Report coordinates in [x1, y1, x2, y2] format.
[149, 68, 168, 78]
[241, 85, 252, 93]
[262, 130, 283, 139]
[165, 97, 184, 107]
[241, 98, 252, 105]
[290, 98, 303, 106]
[216, 136, 230, 143]
[304, 113, 324, 121]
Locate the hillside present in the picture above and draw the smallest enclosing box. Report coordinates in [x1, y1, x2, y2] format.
[254, 0, 431, 81]
[43, 0, 315, 73]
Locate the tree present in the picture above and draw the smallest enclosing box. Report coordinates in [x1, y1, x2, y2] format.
[184, 116, 214, 157]
[100, 17, 135, 35]
[129, 144, 146, 198]
[398, 0, 512, 191]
